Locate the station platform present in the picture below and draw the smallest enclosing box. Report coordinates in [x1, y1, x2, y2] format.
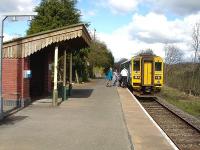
[0, 79, 131, 150]
[0, 79, 176, 150]
[117, 87, 177, 150]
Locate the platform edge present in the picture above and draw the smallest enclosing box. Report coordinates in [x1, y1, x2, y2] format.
[126, 89, 179, 150]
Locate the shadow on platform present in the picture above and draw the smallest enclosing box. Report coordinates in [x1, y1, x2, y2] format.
[0, 115, 28, 126]
[70, 89, 93, 98]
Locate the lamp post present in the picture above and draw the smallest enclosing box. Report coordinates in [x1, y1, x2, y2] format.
[0, 12, 37, 120]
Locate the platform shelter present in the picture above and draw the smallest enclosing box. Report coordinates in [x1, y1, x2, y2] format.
[2, 23, 91, 108]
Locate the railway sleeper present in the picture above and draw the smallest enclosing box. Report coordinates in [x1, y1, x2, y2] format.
[146, 112, 173, 116]
[175, 138, 200, 144]
[169, 133, 200, 138]
[159, 125, 194, 130]
[178, 143, 200, 148]
[148, 116, 184, 122]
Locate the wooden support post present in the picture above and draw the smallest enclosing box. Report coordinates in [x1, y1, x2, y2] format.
[53, 46, 58, 106]
[69, 51, 73, 96]
[62, 49, 67, 101]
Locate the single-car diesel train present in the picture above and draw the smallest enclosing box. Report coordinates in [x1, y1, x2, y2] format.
[120, 54, 164, 95]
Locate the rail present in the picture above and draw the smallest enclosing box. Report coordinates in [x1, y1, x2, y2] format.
[132, 92, 200, 150]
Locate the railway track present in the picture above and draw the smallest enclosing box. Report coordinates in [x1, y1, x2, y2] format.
[137, 97, 200, 150]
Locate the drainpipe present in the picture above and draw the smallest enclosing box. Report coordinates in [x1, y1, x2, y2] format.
[62, 49, 67, 101]
[69, 51, 72, 96]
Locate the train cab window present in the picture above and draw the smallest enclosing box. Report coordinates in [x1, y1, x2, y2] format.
[134, 61, 140, 71]
[155, 62, 162, 71]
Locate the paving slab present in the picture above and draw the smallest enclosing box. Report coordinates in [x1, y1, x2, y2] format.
[0, 79, 131, 150]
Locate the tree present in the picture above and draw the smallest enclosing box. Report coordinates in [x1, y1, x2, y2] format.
[87, 40, 114, 77]
[189, 21, 200, 95]
[114, 58, 128, 72]
[27, 0, 92, 83]
[164, 44, 183, 65]
[73, 48, 90, 82]
[27, 0, 81, 35]
[164, 44, 183, 84]
[138, 49, 154, 56]
[192, 21, 200, 63]
[161, 22, 200, 96]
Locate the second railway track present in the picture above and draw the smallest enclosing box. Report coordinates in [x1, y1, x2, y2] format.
[135, 96, 200, 150]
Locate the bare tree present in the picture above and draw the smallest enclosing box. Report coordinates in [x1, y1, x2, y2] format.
[192, 21, 200, 63]
[164, 44, 183, 83]
[138, 49, 154, 56]
[190, 21, 200, 95]
[164, 44, 183, 65]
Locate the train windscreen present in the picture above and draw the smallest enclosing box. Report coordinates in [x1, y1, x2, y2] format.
[155, 62, 162, 71]
[134, 60, 140, 71]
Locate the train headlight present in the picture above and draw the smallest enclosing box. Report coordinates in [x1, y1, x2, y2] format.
[155, 76, 161, 80]
[134, 76, 140, 79]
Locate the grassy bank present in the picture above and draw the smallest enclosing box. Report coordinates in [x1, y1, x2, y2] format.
[158, 85, 200, 119]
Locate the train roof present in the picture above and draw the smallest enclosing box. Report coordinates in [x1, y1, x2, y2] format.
[120, 59, 131, 65]
[132, 54, 162, 59]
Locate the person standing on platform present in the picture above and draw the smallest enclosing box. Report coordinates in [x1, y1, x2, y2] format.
[112, 69, 118, 86]
[120, 67, 128, 87]
[105, 67, 113, 87]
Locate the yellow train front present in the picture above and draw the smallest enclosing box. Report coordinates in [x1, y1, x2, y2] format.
[130, 54, 164, 94]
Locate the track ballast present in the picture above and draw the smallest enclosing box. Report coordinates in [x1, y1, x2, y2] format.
[137, 97, 200, 150]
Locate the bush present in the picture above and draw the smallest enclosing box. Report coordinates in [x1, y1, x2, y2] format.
[165, 63, 200, 96]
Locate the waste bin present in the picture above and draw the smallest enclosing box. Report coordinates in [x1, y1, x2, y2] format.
[57, 83, 69, 101]
[68, 84, 72, 96]
[62, 86, 69, 101]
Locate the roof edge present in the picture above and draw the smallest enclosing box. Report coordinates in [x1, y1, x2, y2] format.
[4, 23, 91, 44]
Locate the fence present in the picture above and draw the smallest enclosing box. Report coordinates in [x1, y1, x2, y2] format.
[3, 93, 22, 116]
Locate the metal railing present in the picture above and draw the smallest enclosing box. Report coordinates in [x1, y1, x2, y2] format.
[3, 93, 22, 116]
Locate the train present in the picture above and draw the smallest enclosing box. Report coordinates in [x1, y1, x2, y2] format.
[120, 54, 164, 95]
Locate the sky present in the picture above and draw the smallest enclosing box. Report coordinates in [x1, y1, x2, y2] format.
[1, 0, 200, 61]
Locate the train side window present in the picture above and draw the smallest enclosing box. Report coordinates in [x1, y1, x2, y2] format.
[134, 61, 140, 71]
[155, 62, 162, 71]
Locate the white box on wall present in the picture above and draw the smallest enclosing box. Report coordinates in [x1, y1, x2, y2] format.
[24, 70, 32, 78]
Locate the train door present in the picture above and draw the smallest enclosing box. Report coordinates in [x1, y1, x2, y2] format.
[144, 61, 152, 85]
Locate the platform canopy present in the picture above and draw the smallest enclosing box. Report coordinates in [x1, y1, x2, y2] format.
[3, 23, 91, 58]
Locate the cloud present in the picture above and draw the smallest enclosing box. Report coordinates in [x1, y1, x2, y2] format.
[99, 0, 200, 16]
[98, 12, 200, 61]
[3, 33, 20, 42]
[0, 0, 38, 41]
[81, 9, 97, 19]
[151, 0, 200, 16]
[0, 0, 38, 13]
[99, 31, 165, 61]
[107, 0, 140, 13]
[128, 12, 193, 44]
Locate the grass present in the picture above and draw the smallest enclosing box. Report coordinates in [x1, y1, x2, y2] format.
[158, 85, 200, 119]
